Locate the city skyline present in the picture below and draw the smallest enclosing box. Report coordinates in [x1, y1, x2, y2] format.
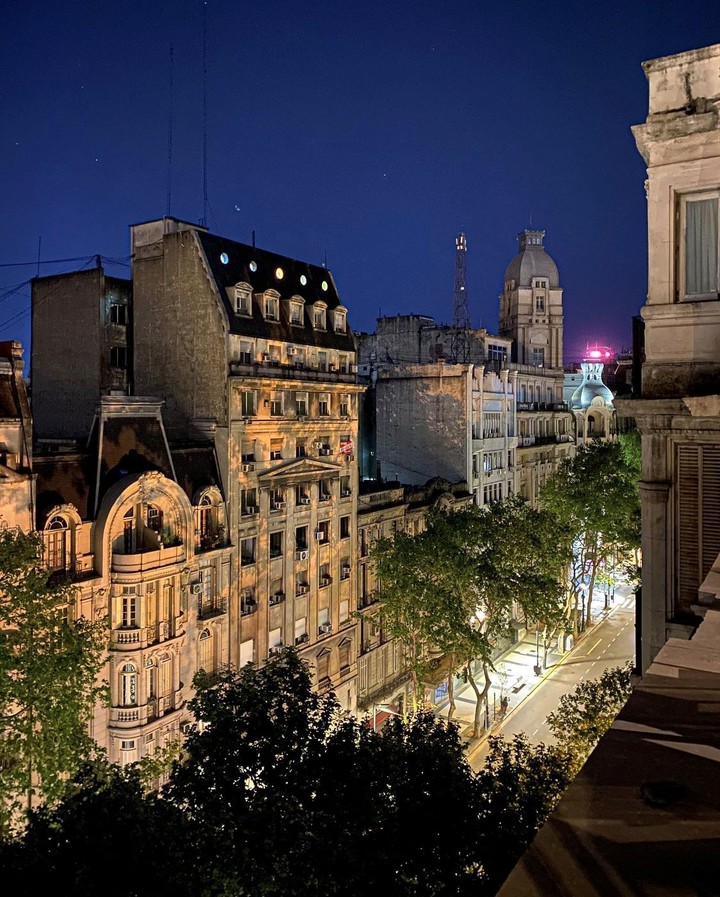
[2, 1, 719, 361]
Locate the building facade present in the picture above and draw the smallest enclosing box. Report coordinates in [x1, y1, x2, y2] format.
[0, 342, 33, 532]
[616, 42, 720, 671]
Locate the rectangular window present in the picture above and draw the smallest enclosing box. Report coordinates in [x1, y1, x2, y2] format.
[339, 354, 349, 374]
[339, 601, 349, 624]
[296, 485, 311, 506]
[290, 302, 304, 325]
[264, 295, 279, 321]
[110, 346, 127, 369]
[270, 487, 285, 510]
[235, 289, 252, 315]
[314, 308, 326, 330]
[319, 565, 331, 588]
[318, 351, 328, 372]
[270, 531, 284, 559]
[270, 392, 283, 416]
[241, 440, 256, 464]
[270, 438, 283, 461]
[295, 617, 307, 641]
[240, 391, 257, 417]
[240, 638, 254, 667]
[241, 489, 258, 516]
[110, 304, 128, 325]
[121, 589, 137, 628]
[339, 395, 350, 417]
[240, 537, 256, 565]
[296, 392, 308, 417]
[340, 557, 351, 580]
[535, 296, 545, 311]
[318, 479, 332, 502]
[334, 311, 346, 333]
[340, 516, 350, 539]
[318, 393, 330, 416]
[316, 520, 330, 543]
[269, 627, 282, 649]
[682, 193, 719, 297]
[295, 439, 307, 459]
[238, 341, 253, 365]
[340, 475, 351, 497]
[295, 525, 309, 551]
[531, 347, 545, 368]
[487, 344, 507, 363]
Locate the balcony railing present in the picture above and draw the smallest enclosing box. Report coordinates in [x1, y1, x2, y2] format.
[229, 360, 356, 383]
[198, 597, 228, 620]
[112, 543, 184, 573]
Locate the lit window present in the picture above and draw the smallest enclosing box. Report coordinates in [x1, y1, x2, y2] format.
[321, 280, 328, 291]
[264, 295, 279, 321]
[300, 274, 307, 286]
[120, 663, 138, 706]
[275, 267, 284, 280]
[334, 310, 346, 333]
[290, 301, 304, 325]
[220, 252, 229, 265]
[249, 260, 257, 272]
[44, 515, 68, 571]
[314, 306, 327, 330]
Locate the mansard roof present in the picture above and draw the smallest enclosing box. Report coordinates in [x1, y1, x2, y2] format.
[196, 231, 356, 351]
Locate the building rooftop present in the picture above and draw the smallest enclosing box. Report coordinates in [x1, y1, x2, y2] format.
[504, 229, 560, 288]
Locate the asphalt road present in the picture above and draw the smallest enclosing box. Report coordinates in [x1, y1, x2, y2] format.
[468, 596, 636, 767]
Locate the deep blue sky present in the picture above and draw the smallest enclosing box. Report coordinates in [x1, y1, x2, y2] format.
[2, 1, 719, 363]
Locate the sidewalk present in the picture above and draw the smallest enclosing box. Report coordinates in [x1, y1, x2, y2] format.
[436, 580, 635, 744]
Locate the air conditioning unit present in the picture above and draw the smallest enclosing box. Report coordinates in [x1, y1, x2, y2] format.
[319, 493, 330, 502]
[191, 583, 202, 595]
[296, 584, 309, 595]
[298, 497, 310, 506]
[319, 622, 333, 634]
[269, 592, 285, 606]
[269, 644, 284, 655]
[287, 347, 296, 356]
[319, 447, 332, 456]
[241, 463, 254, 472]
[340, 489, 351, 497]
[271, 501, 286, 511]
[295, 633, 309, 645]
[320, 576, 331, 587]
[262, 352, 270, 361]
[296, 549, 309, 561]
[342, 565, 351, 575]
[329, 363, 336, 372]
[315, 531, 326, 541]
[244, 506, 258, 516]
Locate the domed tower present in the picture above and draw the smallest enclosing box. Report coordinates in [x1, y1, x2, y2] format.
[499, 229, 563, 369]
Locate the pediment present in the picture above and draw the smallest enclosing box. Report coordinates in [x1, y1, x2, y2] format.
[257, 456, 342, 485]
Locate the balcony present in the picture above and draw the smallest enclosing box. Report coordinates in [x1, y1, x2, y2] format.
[229, 360, 356, 384]
[198, 597, 228, 620]
[112, 543, 184, 573]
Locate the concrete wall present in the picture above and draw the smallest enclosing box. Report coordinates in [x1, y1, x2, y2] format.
[132, 229, 228, 436]
[376, 365, 470, 485]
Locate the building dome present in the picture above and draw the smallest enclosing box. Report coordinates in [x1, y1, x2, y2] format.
[570, 362, 614, 410]
[504, 229, 560, 288]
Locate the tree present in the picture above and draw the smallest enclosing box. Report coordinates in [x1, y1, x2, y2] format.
[474, 734, 574, 894]
[373, 502, 569, 736]
[540, 441, 641, 631]
[0, 528, 107, 831]
[167, 650, 488, 897]
[546, 664, 633, 771]
[0, 760, 201, 897]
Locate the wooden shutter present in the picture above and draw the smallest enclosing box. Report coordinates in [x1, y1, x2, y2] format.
[677, 444, 720, 612]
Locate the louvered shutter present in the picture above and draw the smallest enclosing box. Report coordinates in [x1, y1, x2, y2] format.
[676, 444, 720, 612]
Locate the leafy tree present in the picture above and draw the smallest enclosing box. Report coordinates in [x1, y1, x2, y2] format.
[0, 528, 107, 831]
[0, 760, 201, 897]
[474, 734, 574, 893]
[373, 501, 569, 736]
[546, 664, 633, 771]
[540, 441, 640, 631]
[168, 650, 487, 897]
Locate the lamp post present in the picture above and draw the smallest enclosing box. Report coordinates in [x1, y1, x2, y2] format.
[533, 625, 542, 676]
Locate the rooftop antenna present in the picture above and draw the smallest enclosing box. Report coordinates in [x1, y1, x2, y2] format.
[323, 249, 328, 269]
[200, 2, 208, 227]
[252, 229, 256, 248]
[166, 45, 174, 217]
[450, 232, 471, 363]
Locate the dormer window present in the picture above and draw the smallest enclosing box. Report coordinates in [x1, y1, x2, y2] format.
[334, 308, 347, 333]
[264, 293, 280, 321]
[235, 283, 253, 316]
[289, 297, 305, 326]
[313, 303, 327, 330]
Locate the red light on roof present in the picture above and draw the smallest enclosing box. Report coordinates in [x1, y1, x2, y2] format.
[588, 350, 602, 358]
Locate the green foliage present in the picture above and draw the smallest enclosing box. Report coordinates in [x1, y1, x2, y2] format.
[0, 760, 200, 897]
[475, 734, 574, 889]
[546, 664, 633, 769]
[0, 528, 107, 832]
[1, 650, 584, 897]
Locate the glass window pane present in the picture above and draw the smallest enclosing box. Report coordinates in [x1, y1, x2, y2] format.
[686, 198, 719, 295]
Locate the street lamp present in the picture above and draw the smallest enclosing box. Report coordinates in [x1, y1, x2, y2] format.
[371, 703, 402, 732]
[534, 625, 542, 676]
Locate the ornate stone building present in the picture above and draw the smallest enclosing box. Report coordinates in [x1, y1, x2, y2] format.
[0, 342, 33, 533]
[617, 42, 720, 671]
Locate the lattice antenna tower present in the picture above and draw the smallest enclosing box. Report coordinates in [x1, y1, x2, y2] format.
[450, 232, 471, 363]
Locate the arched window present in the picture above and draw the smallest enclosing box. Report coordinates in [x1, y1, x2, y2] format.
[145, 659, 157, 700]
[120, 663, 138, 706]
[44, 515, 68, 571]
[198, 628, 213, 672]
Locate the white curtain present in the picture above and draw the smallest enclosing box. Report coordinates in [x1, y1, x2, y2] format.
[686, 198, 718, 294]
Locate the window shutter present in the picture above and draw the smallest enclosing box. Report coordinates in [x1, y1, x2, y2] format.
[676, 444, 720, 612]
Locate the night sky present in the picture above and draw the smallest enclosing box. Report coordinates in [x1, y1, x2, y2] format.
[2, 2, 719, 365]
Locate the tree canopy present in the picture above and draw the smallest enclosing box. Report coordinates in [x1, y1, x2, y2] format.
[0, 528, 107, 831]
[1, 650, 577, 897]
[372, 501, 569, 734]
